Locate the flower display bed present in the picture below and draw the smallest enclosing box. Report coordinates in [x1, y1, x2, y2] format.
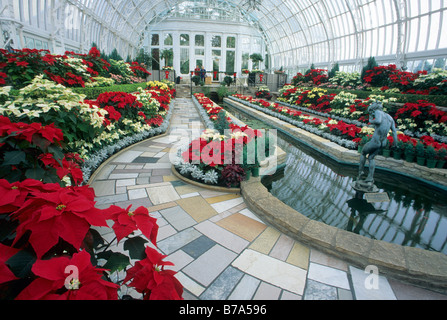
[0, 60, 184, 300]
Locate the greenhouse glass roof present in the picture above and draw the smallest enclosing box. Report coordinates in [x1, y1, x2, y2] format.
[1, 0, 447, 72]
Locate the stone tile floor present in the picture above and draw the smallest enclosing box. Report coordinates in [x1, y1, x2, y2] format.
[90, 98, 447, 300]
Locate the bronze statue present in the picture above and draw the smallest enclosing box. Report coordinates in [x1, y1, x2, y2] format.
[354, 102, 398, 192]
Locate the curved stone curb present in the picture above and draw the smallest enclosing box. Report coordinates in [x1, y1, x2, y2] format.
[241, 177, 447, 293]
[171, 165, 242, 193]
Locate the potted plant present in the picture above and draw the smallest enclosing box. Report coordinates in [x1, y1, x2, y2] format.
[382, 137, 393, 158]
[425, 146, 438, 168]
[415, 142, 426, 166]
[358, 136, 370, 154]
[250, 53, 264, 70]
[404, 142, 415, 163]
[192, 75, 201, 86]
[393, 140, 404, 160]
[221, 164, 246, 188]
[436, 147, 446, 169]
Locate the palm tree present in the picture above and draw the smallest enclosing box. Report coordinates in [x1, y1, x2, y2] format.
[161, 49, 174, 67]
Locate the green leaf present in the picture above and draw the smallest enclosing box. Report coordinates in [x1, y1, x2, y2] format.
[25, 167, 46, 181]
[7, 250, 37, 278]
[124, 236, 148, 260]
[2, 151, 26, 166]
[98, 251, 130, 273]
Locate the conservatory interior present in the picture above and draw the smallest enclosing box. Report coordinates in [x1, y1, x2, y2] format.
[1, 0, 447, 302]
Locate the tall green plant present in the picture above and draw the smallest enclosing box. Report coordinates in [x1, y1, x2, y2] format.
[361, 57, 378, 83]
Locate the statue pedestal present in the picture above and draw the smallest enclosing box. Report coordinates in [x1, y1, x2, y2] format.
[351, 180, 379, 194]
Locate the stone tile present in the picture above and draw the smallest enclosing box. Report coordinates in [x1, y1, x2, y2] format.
[91, 180, 115, 197]
[113, 198, 153, 210]
[211, 197, 245, 213]
[112, 151, 143, 163]
[128, 188, 148, 200]
[269, 234, 295, 261]
[157, 224, 177, 242]
[176, 196, 218, 223]
[147, 201, 178, 212]
[199, 190, 231, 198]
[206, 193, 241, 204]
[239, 208, 265, 224]
[94, 165, 116, 180]
[310, 249, 349, 272]
[149, 176, 164, 184]
[116, 179, 136, 187]
[307, 263, 350, 290]
[166, 250, 194, 272]
[109, 173, 139, 180]
[174, 185, 203, 196]
[146, 185, 181, 205]
[253, 282, 281, 300]
[249, 227, 281, 255]
[157, 227, 202, 255]
[387, 279, 447, 300]
[216, 213, 267, 242]
[281, 291, 302, 300]
[338, 288, 353, 300]
[143, 163, 172, 169]
[95, 193, 128, 206]
[163, 175, 179, 182]
[200, 266, 244, 300]
[304, 279, 338, 300]
[182, 235, 217, 259]
[195, 220, 249, 254]
[286, 242, 310, 270]
[232, 249, 307, 296]
[176, 272, 206, 298]
[159, 206, 197, 231]
[349, 266, 397, 300]
[183, 245, 238, 287]
[228, 274, 261, 300]
[180, 192, 201, 199]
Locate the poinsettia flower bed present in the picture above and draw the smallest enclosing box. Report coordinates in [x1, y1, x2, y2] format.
[172, 93, 268, 188]
[0, 47, 150, 90]
[229, 94, 447, 168]
[278, 86, 447, 141]
[0, 178, 183, 300]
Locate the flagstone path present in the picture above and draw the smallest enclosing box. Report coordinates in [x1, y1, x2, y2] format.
[90, 97, 447, 300]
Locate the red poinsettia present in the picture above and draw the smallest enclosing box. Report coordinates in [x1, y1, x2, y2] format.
[124, 246, 183, 300]
[16, 250, 119, 300]
[11, 183, 109, 258]
[107, 205, 159, 245]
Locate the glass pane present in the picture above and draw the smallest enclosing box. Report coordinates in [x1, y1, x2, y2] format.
[212, 50, 221, 56]
[195, 49, 205, 55]
[180, 48, 189, 74]
[151, 34, 159, 46]
[212, 35, 221, 48]
[180, 34, 189, 46]
[195, 35, 204, 47]
[227, 37, 236, 48]
[151, 48, 160, 70]
[226, 51, 235, 74]
[164, 34, 173, 46]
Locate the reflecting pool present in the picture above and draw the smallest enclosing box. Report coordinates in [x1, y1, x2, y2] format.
[264, 137, 447, 254]
[223, 101, 447, 254]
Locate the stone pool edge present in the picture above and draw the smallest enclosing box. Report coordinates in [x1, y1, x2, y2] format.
[241, 177, 447, 293]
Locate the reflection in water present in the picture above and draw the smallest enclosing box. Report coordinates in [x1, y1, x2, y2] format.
[265, 138, 447, 254]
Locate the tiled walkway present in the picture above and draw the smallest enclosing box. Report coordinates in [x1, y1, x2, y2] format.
[90, 98, 447, 300]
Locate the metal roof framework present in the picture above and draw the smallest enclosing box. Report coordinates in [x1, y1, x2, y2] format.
[1, 0, 447, 72]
